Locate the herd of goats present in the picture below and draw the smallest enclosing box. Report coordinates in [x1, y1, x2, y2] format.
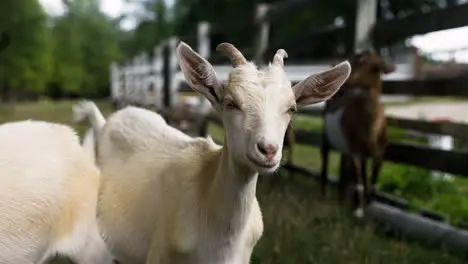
[0, 40, 395, 263]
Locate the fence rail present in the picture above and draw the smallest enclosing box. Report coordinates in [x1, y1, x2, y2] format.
[295, 108, 468, 139]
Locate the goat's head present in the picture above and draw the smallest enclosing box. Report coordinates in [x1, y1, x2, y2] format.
[177, 41, 350, 174]
[347, 50, 396, 87]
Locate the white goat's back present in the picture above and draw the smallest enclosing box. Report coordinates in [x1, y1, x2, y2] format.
[93, 105, 222, 262]
[0, 120, 113, 264]
[97, 106, 193, 164]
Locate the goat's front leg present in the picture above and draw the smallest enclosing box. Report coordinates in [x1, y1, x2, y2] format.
[370, 152, 384, 198]
[351, 155, 365, 218]
[370, 127, 388, 199]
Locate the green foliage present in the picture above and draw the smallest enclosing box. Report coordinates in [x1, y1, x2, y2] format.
[120, 0, 173, 57]
[379, 163, 468, 224]
[0, 0, 124, 99]
[0, 0, 52, 97]
[50, 0, 123, 97]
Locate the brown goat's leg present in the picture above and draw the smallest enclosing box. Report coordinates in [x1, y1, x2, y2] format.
[352, 155, 366, 218]
[320, 131, 330, 197]
[360, 157, 369, 202]
[370, 153, 384, 198]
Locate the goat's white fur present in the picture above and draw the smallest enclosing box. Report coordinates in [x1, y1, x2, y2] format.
[74, 41, 351, 263]
[0, 120, 114, 264]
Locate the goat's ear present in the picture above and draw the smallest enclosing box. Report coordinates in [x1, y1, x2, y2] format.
[177, 41, 224, 106]
[293, 61, 351, 106]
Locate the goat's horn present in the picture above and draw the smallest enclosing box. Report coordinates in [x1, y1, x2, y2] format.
[272, 49, 288, 67]
[216, 42, 247, 67]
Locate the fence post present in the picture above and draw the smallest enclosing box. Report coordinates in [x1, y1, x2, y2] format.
[354, 0, 377, 51]
[253, 3, 270, 66]
[198, 21, 211, 59]
[123, 60, 132, 106]
[162, 37, 179, 109]
[131, 55, 140, 105]
[169, 37, 179, 108]
[153, 44, 164, 110]
[162, 40, 171, 108]
[110, 62, 119, 103]
[140, 52, 150, 106]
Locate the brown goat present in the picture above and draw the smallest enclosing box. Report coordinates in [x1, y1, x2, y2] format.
[320, 50, 395, 218]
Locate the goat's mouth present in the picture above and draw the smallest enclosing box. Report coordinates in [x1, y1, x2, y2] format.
[247, 155, 278, 169]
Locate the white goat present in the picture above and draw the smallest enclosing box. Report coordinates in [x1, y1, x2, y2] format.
[73, 42, 351, 264]
[0, 120, 114, 264]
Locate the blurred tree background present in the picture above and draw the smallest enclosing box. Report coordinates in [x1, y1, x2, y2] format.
[0, 0, 451, 101]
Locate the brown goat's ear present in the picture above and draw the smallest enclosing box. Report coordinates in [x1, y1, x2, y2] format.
[177, 41, 224, 106]
[293, 61, 351, 106]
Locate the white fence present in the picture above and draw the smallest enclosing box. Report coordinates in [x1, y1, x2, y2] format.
[109, 21, 416, 110]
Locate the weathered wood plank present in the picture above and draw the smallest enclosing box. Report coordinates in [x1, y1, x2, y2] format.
[385, 142, 468, 177]
[382, 77, 468, 97]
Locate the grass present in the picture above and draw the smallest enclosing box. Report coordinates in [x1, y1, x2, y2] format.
[1, 99, 466, 263]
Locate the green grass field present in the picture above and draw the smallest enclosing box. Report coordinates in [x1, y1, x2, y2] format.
[1, 99, 466, 263]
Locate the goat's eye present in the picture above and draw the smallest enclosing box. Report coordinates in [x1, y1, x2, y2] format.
[225, 100, 240, 110]
[287, 105, 297, 114]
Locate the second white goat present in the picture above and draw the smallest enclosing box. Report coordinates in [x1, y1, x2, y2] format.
[0, 120, 114, 264]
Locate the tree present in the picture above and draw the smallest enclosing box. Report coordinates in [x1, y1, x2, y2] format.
[0, 0, 52, 101]
[119, 0, 173, 57]
[50, 0, 123, 97]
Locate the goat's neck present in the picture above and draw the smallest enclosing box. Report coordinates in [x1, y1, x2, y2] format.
[367, 81, 383, 115]
[349, 81, 382, 114]
[205, 141, 258, 233]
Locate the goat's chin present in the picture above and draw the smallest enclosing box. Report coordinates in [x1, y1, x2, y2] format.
[256, 164, 280, 175]
[245, 154, 281, 175]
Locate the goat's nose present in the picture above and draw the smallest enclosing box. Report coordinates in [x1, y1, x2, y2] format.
[256, 142, 278, 160]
